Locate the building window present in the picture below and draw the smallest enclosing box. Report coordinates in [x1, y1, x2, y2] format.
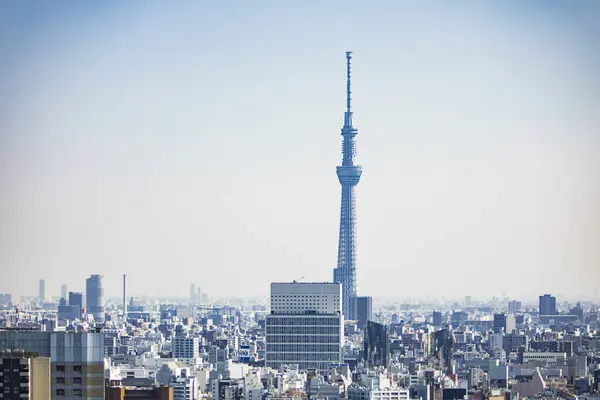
[73, 365, 82, 373]
[56, 365, 65, 372]
[57, 377, 65, 384]
[57, 389, 65, 396]
[73, 389, 82, 397]
[73, 377, 82, 384]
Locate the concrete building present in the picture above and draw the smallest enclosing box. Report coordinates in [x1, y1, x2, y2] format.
[522, 352, 567, 366]
[172, 336, 199, 360]
[68, 292, 84, 320]
[0, 331, 105, 400]
[85, 275, 105, 324]
[60, 285, 67, 301]
[170, 368, 197, 400]
[266, 282, 343, 372]
[0, 350, 51, 400]
[539, 294, 557, 316]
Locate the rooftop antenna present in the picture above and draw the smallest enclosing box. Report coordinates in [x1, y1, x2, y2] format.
[344, 51, 353, 127]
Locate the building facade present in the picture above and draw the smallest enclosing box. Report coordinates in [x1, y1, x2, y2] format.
[0, 331, 105, 400]
[539, 294, 557, 316]
[0, 350, 51, 400]
[172, 336, 199, 360]
[266, 283, 343, 372]
[85, 275, 105, 324]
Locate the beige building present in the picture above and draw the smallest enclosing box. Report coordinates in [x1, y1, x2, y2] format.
[0, 350, 51, 400]
[0, 331, 104, 400]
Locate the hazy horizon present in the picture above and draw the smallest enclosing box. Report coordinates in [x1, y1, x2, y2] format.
[1, 1, 599, 301]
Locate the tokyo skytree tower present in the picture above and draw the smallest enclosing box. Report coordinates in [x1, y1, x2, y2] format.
[333, 51, 362, 318]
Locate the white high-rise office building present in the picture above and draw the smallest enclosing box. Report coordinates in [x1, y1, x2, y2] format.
[266, 282, 343, 372]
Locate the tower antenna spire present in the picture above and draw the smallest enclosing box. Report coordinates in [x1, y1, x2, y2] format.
[334, 51, 362, 318]
[345, 51, 353, 127]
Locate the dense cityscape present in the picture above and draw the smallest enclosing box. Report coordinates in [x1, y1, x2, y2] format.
[1, 51, 599, 400]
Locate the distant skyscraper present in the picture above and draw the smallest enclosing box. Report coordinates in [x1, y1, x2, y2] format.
[60, 284, 67, 300]
[508, 300, 522, 314]
[190, 283, 196, 303]
[38, 279, 46, 302]
[122, 274, 127, 320]
[539, 294, 557, 316]
[433, 311, 443, 326]
[85, 275, 105, 324]
[333, 51, 363, 318]
[68, 292, 84, 318]
[350, 296, 373, 329]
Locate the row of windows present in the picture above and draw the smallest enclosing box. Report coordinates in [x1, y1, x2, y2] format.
[266, 317, 340, 326]
[266, 344, 341, 352]
[266, 353, 341, 361]
[267, 326, 340, 335]
[56, 377, 82, 384]
[271, 295, 336, 298]
[265, 361, 332, 371]
[57, 389, 82, 396]
[267, 326, 341, 335]
[55, 365, 82, 373]
[2, 387, 29, 394]
[266, 334, 341, 343]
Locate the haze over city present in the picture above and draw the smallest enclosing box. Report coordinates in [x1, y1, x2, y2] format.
[1, 1, 599, 300]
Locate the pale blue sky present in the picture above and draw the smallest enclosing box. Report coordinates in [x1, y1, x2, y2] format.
[1, 1, 599, 301]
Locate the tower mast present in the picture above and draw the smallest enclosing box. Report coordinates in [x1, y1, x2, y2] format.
[334, 51, 362, 318]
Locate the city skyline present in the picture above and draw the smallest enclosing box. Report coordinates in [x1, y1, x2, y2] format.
[1, 1, 600, 299]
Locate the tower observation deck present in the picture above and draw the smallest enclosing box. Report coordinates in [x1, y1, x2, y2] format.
[333, 51, 362, 318]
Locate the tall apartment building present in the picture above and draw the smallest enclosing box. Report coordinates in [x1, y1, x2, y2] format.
[0, 331, 104, 400]
[60, 285, 67, 301]
[0, 350, 51, 400]
[172, 336, 199, 360]
[266, 282, 343, 373]
[86, 275, 105, 324]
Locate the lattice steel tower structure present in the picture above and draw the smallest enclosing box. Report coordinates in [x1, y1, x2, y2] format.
[333, 51, 362, 318]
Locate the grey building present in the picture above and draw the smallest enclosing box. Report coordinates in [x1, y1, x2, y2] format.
[0, 331, 105, 400]
[539, 294, 557, 316]
[350, 296, 373, 329]
[85, 275, 105, 324]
